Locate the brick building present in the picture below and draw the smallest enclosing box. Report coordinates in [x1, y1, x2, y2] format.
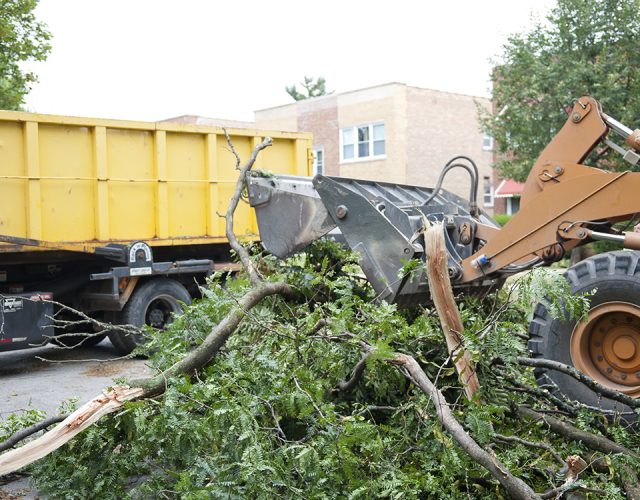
[254, 83, 496, 214]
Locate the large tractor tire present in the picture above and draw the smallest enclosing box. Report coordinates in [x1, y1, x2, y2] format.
[109, 278, 191, 355]
[528, 251, 640, 414]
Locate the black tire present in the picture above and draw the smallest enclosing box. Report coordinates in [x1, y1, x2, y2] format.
[528, 250, 640, 414]
[108, 278, 191, 355]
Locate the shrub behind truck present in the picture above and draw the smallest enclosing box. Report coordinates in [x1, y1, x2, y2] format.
[0, 110, 311, 354]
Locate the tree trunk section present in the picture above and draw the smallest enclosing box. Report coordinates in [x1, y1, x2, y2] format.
[424, 222, 480, 400]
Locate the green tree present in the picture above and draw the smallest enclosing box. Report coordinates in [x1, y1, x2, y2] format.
[0, 0, 51, 110]
[483, 0, 640, 182]
[285, 75, 331, 101]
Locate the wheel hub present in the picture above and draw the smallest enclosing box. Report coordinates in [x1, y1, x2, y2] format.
[611, 336, 636, 360]
[571, 302, 640, 397]
[147, 309, 164, 327]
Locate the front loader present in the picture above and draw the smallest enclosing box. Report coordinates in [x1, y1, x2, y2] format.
[247, 96, 640, 411]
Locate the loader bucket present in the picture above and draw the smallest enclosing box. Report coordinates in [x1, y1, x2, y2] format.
[247, 174, 499, 307]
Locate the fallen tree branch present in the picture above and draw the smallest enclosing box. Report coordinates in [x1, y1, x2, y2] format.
[423, 221, 479, 400]
[516, 405, 639, 459]
[540, 483, 606, 499]
[333, 352, 370, 393]
[517, 357, 640, 409]
[499, 371, 578, 416]
[0, 386, 143, 476]
[223, 131, 272, 286]
[0, 414, 69, 453]
[387, 352, 537, 499]
[131, 281, 295, 397]
[493, 433, 565, 465]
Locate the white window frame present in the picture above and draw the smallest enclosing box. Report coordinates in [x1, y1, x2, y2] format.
[313, 148, 324, 175]
[506, 196, 520, 215]
[482, 133, 494, 151]
[483, 176, 494, 208]
[340, 121, 386, 163]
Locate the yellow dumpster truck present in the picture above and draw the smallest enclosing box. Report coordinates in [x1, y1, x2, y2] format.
[0, 110, 311, 354]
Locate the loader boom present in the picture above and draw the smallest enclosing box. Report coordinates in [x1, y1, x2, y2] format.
[460, 96, 640, 282]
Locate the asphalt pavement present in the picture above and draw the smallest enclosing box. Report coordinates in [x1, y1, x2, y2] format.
[0, 339, 151, 498]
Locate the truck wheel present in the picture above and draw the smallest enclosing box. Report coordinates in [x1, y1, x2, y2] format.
[109, 278, 191, 355]
[528, 251, 640, 414]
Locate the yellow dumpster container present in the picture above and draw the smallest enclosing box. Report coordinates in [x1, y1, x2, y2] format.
[0, 110, 312, 252]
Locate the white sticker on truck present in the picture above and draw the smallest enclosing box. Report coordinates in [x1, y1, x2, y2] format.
[2, 297, 23, 312]
[130, 267, 152, 276]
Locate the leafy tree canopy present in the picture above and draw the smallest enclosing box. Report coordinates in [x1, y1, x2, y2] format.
[483, 0, 640, 182]
[0, 0, 51, 110]
[285, 76, 331, 101]
[22, 240, 638, 498]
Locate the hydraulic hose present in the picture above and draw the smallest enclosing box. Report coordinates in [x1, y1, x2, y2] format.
[423, 155, 480, 216]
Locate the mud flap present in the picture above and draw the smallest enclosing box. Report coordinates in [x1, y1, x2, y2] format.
[0, 293, 53, 352]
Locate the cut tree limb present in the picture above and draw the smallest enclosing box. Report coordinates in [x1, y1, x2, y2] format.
[423, 221, 479, 400]
[388, 353, 537, 499]
[0, 414, 68, 453]
[132, 281, 295, 397]
[0, 386, 143, 476]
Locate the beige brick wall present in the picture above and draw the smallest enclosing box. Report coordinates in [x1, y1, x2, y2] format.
[297, 96, 339, 176]
[337, 84, 407, 184]
[254, 103, 298, 132]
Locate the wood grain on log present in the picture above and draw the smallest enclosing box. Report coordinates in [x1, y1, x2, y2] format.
[0, 386, 143, 476]
[423, 221, 480, 400]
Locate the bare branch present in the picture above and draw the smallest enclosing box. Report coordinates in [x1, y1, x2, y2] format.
[493, 433, 564, 465]
[516, 405, 639, 459]
[498, 371, 578, 415]
[517, 357, 640, 409]
[223, 129, 272, 286]
[333, 352, 370, 393]
[35, 354, 134, 364]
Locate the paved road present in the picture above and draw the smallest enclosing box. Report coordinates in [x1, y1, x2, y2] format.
[0, 339, 151, 498]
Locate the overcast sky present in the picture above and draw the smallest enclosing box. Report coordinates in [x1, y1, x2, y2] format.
[24, 0, 554, 122]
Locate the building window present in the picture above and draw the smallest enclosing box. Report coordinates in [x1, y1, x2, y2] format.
[506, 197, 520, 215]
[341, 122, 385, 162]
[313, 148, 324, 175]
[483, 176, 494, 208]
[482, 133, 494, 151]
